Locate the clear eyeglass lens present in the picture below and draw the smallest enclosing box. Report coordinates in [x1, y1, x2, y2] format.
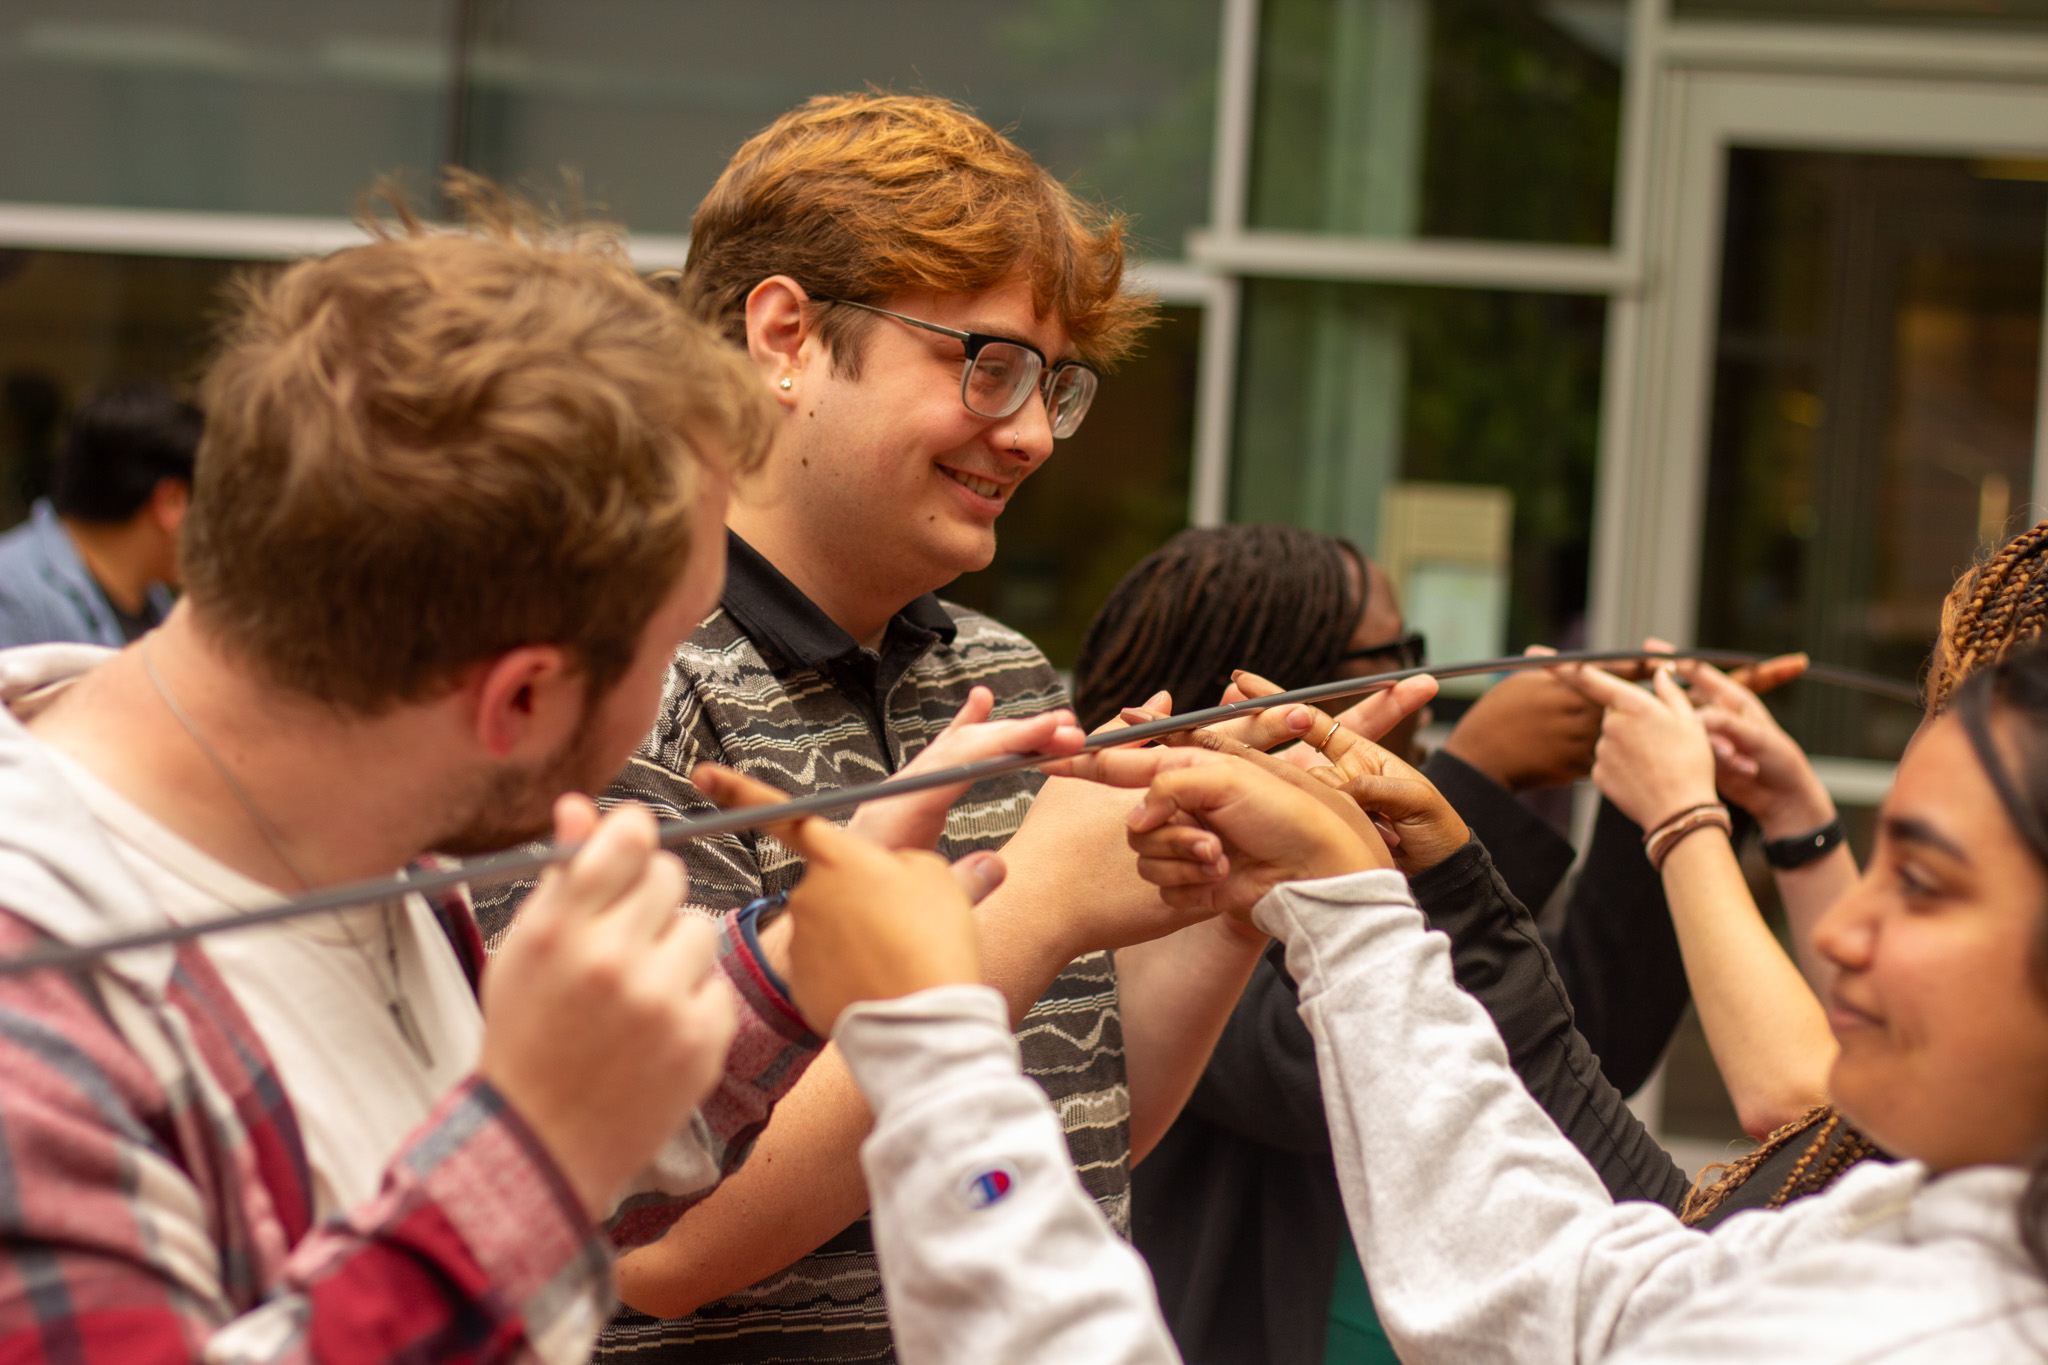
[963, 342, 1041, 419]
[1047, 366, 1097, 438]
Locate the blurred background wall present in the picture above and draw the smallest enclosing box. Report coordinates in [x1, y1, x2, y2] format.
[6, 0, 2048, 1156]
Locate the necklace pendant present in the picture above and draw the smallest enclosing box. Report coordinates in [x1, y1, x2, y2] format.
[389, 998, 436, 1069]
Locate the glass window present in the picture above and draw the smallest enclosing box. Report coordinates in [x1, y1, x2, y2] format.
[1230, 279, 1607, 659]
[1247, 0, 1624, 245]
[0, 2, 1220, 254]
[0, 1, 448, 216]
[0, 248, 255, 527]
[459, 0, 1221, 256]
[948, 305, 1203, 669]
[1694, 148, 2047, 762]
[1672, 0, 2048, 27]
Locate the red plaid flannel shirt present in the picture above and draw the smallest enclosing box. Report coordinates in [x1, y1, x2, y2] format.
[0, 895, 819, 1364]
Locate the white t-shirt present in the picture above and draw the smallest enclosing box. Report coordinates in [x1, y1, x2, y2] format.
[48, 750, 483, 1220]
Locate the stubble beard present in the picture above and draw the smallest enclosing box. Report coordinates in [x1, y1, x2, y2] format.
[430, 700, 618, 855]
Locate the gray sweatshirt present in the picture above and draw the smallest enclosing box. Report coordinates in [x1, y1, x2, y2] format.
[842, 871, 2048, 1365]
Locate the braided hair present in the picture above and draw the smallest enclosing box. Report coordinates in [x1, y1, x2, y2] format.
[1680, 1106, 1882, 1227]
[1928, 519, 2048, 715]
[1072, 526, 1367, 732]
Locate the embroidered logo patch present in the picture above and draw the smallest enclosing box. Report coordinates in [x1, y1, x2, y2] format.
[961, 1164, 1018, 1209]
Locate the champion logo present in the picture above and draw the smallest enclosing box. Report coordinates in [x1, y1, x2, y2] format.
[961, 1164, 1018, 1209]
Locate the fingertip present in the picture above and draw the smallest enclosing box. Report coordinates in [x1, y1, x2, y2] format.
[553, 791, 599, 841]
[951, 850, 1007, 904]
[1127, 796, 1169, 834]
[690, 761, 732, 797]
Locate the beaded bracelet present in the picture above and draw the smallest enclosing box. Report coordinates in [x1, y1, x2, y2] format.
[1643, 802, 1733, 872]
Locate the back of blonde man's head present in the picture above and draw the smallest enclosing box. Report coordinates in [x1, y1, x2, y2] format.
[685, 92, 1154, 372]
[181, 173, 773, 714]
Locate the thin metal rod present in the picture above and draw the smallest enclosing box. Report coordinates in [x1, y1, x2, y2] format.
[0, 648, 1915, 978]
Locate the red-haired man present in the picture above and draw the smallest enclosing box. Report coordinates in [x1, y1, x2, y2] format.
[550, 93, 1351, 1361]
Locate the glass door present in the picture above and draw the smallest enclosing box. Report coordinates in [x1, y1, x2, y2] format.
[1696, 147, 2048, 761]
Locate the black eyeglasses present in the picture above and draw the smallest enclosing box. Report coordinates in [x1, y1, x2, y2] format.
[1338, 631, 1428, 672]
[812, 296, 1100, 438]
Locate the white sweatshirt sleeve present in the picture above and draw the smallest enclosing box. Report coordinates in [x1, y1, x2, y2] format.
[836, 984, 1180, 1365]
[1253, 869, 1727, 1365]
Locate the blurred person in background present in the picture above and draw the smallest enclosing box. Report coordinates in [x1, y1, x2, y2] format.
[0, 379, 199, 647]
[1073, 524, 1697, 1365]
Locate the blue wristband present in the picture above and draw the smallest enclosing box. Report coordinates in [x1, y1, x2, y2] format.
[734, 891, 794, 1001]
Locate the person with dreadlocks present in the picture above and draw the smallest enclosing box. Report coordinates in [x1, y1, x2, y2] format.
[1074, 525, 1715, 1365]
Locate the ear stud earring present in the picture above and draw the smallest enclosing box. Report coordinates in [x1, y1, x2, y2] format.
[779, 377, 794, 391]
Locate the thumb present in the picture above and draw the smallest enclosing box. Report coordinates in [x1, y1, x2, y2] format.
[1651, 665, 1694, 717]
[552, 791, 600, 843]
[938, 685, 996, 736]
[949, 851, 1006, 905]
[1326, 770, 1439, 824]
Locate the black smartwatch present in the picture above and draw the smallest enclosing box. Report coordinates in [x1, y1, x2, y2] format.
[1763, 816, 1846, 870]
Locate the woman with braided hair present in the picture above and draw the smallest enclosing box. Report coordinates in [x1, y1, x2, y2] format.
[1636, 516, 2048, 1229]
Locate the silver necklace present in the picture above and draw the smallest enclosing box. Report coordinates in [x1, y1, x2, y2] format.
[140, 637, 435, 1067]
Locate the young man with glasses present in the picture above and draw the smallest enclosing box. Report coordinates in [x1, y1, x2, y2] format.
[520, 93, 1360, 1361]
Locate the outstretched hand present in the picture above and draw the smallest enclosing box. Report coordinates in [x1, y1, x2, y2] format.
[1553, 662, 1719, 831]
[846, 686, 1086, 852]
[1196, 672, 1470, 873]
[1215, 668, 1438, 769]
[695, 764, 991, 1035]
[1670, 658, 1835, 839]
[1441, 646, 1602, 791]
[1055, 711, 1394, 919]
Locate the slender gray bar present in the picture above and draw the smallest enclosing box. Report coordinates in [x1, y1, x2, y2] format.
[0, 648, 1916, 977]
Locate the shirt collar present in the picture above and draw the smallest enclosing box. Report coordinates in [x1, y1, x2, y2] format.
[720, 530, 957, 672]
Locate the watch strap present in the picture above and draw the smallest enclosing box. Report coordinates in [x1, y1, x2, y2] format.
[1763, 816, 1845, 870]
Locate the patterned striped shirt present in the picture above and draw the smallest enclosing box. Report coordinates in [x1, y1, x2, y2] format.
[577, 532, 1131, 1363]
